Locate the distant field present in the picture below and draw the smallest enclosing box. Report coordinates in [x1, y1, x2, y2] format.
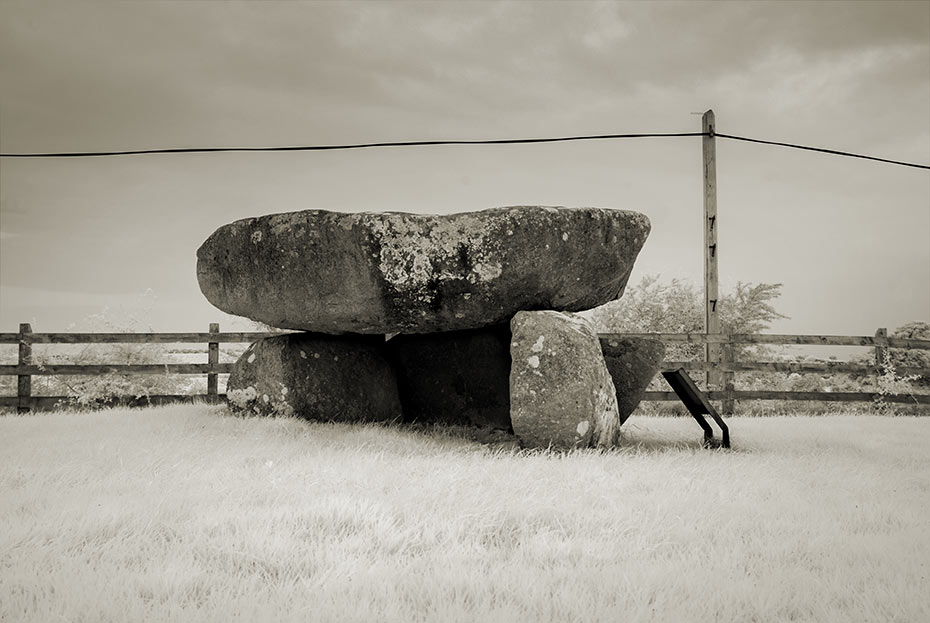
[2, 406, 929, 622]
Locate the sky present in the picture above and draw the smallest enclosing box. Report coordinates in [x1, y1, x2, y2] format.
[1, 0, 928, 338]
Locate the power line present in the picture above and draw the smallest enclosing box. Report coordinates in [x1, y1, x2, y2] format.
[0, 132, 705, 158]
[715, 133, 930, 171]
[0, 130, 927, 170]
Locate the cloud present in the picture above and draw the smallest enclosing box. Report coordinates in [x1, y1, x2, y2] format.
[2, 1, 926, 151]
[0, 0, 926, 336]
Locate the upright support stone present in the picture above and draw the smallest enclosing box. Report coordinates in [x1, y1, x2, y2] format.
[600, 336, 665, 425]
[226, 333, 402, 422]
[17, 323, 32, 414]
[387, 324, 512, 429]
[510, 311, 620, 450]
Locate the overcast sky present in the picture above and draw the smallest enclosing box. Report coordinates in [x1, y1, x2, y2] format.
[1, 0, 928, 337]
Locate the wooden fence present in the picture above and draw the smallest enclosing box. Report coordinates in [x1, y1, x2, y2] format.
[2, 324, 929, 413]
[0, 323, 281, 412]
[604, 330, 930, 412]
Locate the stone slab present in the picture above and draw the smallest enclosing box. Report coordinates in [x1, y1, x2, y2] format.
[197, 206, 650, 334]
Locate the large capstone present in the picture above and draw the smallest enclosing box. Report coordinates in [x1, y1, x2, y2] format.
[226, 333, 401, 422]
[600, 336, 665, 425]
[510, 311, 620, 450]
[197, 207, 650, 334]
[387, 324, 512, 429]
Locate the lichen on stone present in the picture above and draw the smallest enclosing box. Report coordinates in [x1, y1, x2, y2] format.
[227, 385, 257, 410]
[368, 213, 502, 298]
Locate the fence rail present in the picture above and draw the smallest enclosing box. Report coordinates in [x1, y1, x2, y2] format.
[2, 325, 929, 412]
[0, 323, 281, 412]
[648, 360, 927, 376]
[0, 331, 283, 345]
[601, 331, 930, 410]
[609, 332, 930, 349]
[641, 390, 927, 403]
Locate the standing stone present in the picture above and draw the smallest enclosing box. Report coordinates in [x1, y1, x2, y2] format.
[510, 311, 620, 450]
[387, 324, 512, 429]
[600, 336, 666, 424]
[197, 206, 650, 334]
[226, 333, 401, 422]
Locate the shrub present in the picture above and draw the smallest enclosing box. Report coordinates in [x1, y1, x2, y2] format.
[873, 351, 921, 414]
[887, 322, 930, 388]
[23, 292, 190, 408]
[34, 344, 184, 409]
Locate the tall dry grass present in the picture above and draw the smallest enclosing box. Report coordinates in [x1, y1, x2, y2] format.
[2, 406, 928, 622]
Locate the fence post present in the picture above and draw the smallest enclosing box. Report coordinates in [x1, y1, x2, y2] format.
[207, 323, 219, 403]
[874, 327, 887, 370]
[17, 323, 33, 414]
[722, 335, 735, 415]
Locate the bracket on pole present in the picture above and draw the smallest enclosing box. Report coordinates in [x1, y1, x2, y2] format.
[662, 368, 730, 449]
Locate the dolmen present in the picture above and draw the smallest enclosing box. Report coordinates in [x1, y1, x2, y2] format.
[198, 206, 664, 450]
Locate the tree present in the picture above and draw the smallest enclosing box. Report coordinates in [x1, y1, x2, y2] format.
[587, 274, 788, 360]
[719, 282, 788, 336]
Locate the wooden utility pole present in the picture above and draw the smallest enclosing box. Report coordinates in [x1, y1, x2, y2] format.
[702, 110, 721, 389]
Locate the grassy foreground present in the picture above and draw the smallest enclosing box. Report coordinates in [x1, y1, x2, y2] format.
[2, 406, 928, 623]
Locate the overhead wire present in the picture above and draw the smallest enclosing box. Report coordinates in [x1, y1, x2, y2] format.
[0, 132, 705, 158]
[715, 133, 930, 171]
[1, 130, 927, 170]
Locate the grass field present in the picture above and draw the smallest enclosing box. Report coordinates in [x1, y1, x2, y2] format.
[2, 406, 928, 622]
